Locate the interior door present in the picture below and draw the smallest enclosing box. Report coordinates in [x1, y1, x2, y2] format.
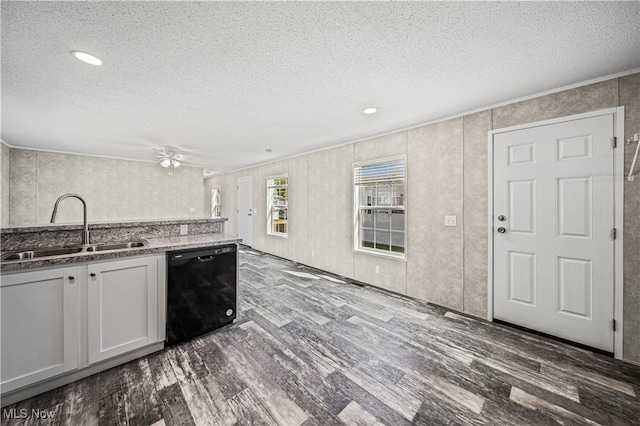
[237, 175, 253, 247]
[492, 113, 615, 352]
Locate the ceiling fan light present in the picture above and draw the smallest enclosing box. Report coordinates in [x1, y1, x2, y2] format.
[171, 159, 181, 168]
[160, 158, 171, 167]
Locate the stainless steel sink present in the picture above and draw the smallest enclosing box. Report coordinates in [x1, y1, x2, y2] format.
[1, 240, 148, 261]
[84, 241, 147, 252]
[1, 247, 84, 261]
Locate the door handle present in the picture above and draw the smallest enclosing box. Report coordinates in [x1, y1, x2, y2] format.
[497, 227, 506, 234]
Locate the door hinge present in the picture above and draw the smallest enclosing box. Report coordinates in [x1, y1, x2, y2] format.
[612, 137, 617, 148]
[612, 228, 617, 239]
[613, 319, 616, 331]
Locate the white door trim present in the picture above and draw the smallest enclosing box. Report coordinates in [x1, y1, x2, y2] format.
[237, 175, 254, 247]
[487, 107, 625, 359]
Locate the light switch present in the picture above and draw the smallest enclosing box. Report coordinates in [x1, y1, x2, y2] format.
[445, 215, 457, 227]
[180, 224, 188, 235]
[189, 207, 196, 213]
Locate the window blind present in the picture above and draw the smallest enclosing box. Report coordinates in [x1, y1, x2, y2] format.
[354, 160, 405, 185]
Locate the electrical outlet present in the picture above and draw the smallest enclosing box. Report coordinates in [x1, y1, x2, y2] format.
[180, 224, 188, 235]
[445, 215, 457, 227]
[311, 251, 315, 257]
[189, 207, 196, 213]
[375, 265, 380, 274]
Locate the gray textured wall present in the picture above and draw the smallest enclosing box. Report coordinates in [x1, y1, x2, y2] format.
[620, 74, 640, 362]
[0, 142, 10, 226]
[407, 118, 465, 309]
[205, 73, 640, 363]
[7, 150, 204, 225]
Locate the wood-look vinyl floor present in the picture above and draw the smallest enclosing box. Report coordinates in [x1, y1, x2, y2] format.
[2, 248, 640, 425]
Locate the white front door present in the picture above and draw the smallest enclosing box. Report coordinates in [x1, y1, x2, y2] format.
[237, 175, 253, 247]
[492, 113, 615, 352]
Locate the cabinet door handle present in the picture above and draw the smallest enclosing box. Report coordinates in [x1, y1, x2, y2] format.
[90, 273, 96, 277]
[68, 276, 76, 282]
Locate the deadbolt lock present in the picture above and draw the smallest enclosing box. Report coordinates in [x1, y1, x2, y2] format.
[498, 215, 507, 221]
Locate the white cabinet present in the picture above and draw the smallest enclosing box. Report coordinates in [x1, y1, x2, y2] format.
[87, 256, 158, 363]
[1, 254, 165, 402]
[1, 267, 79, 393]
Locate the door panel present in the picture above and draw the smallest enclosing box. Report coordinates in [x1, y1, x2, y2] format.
[508, 251, 536, 305]
[509, 143, 536, 165]
[509, 180, 536, 234]
[557, 135, 592, 161]
[557, 177, 592, 238]
[557, 257, 592, 318]
[493, 113, 614, 352]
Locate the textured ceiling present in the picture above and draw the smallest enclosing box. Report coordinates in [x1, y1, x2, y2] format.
[2, 1, 639, 174]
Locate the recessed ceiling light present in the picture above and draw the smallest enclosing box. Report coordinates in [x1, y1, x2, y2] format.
[71, 51, 103, 66]
[363, 107, 378, 114]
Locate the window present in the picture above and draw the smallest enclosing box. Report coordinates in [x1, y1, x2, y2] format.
[354, 158, 405, 257]
[210, 187, 221, 218]
[267, 176, 288, 235]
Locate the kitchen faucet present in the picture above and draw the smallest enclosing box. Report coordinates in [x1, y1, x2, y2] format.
[50, 193, 90, 245]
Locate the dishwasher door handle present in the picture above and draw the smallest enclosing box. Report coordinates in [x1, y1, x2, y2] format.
[197, 255, 216, 262]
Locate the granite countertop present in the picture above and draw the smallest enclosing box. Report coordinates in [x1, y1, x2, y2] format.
[0, 233, 242, 272]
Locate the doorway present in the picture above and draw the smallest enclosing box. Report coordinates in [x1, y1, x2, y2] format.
[237, 176, 253, 247]
[488, 108, 624, 356]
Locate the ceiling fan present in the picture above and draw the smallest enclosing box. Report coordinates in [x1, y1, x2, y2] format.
[154, 146, 184, 168]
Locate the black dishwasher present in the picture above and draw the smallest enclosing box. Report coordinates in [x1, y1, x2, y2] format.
[166, 244, 237, 346]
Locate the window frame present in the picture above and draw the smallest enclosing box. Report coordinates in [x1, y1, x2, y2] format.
[266, 175, 288, 237]
[353, 156, 407, 260]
